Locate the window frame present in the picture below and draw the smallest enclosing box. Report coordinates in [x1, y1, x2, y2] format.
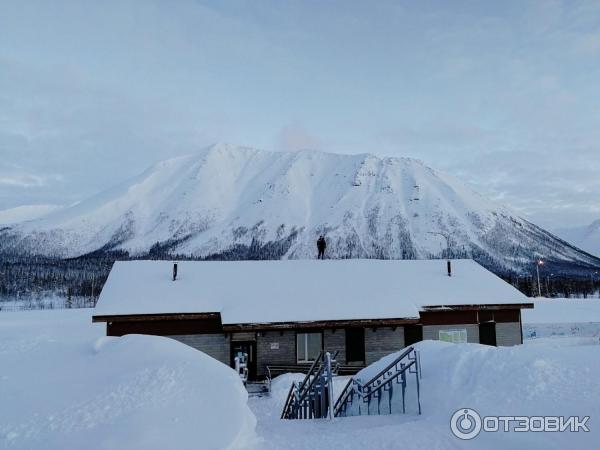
[296, 331, 323, 363]
[438, 328, 468, 344]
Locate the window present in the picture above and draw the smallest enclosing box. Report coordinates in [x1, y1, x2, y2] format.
[439, 329, 467, 344]
[345, 328, 365, 362]
[297, 332, 322, 363]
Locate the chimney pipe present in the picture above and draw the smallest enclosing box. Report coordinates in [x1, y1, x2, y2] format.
[447, 260, 452, 277]
[172, 262, 178, 281]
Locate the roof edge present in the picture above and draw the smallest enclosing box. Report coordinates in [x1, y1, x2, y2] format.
[223, 317, 421, 331]
[92, 312, 221, 323]
[421, 303, 534, 311]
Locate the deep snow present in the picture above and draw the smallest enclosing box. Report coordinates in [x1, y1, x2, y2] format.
[2, 308, 600, 450]
[0, 310, 256, 450]
[251, 340, 600, 450]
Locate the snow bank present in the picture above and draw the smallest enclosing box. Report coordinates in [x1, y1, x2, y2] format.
[250, 340, 600, 449]
[0, 310, 256, 450]
[349, 340, 600, 448]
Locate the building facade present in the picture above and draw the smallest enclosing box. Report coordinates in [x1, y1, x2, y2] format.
[93, 259, 532, 380]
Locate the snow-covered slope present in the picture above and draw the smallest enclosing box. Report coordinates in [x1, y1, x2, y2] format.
[555, 220, 600, 257]
[0, 204, 63, 225]
[1, 144, 598, 274]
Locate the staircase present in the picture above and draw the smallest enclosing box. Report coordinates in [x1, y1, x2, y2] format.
[281, 351, 338, 419]
[333, 346, 421, 417]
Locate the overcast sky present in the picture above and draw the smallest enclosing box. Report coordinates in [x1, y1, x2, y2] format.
[1, 0, 599, 229]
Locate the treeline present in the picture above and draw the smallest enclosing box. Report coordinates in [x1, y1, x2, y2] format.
[1, 251, 599, 306]
[0, 254, 116, 304]
[504, 273, 600, 299]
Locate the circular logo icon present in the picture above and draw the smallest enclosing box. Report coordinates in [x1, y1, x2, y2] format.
[450, 408, 482, 440]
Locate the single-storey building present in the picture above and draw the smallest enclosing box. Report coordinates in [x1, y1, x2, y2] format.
[92, 259, 533, 380]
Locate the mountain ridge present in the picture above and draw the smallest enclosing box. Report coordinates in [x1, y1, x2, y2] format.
[555, 219, 600, 258]
[1, 143, 599, 277]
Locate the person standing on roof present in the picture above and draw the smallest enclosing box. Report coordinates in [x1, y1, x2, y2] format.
[317, 235, 327, 259]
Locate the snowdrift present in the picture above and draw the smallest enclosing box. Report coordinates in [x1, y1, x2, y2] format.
[250, 339, 600, 449]
[0, 310, 256, 450]
[349, 340, 600, 448]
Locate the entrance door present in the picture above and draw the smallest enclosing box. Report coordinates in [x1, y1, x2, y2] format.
[231, 341, 257, 380]
[345, 328, 365, 363]
[479, 322, 497, 346]
[404, 325, 423, 346]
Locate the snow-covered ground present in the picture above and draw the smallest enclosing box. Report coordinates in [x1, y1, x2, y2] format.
[0, 295, 94, 311]
[524, 298, 600, 339]
[250, 339, 600, 450]
[0, 310, 255, 450]
[2, 308, 600, 449]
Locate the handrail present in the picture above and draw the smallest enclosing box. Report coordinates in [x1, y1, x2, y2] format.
[281, 350, 338, 420]
[334, 346, 421, 418]
[333, 377, 355, 415]
[299, 351, 324, 390]
[296, 350, 338, 400]
[361, 346, 414, 387]
[281, 382, 297, 419]
[364, 360, 415, 397]
[296, 361, 327, 404]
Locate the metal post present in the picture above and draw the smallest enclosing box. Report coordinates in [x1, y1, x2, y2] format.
[415, 359, 422, 415]
[325, 352, 335, 420]
[535, 260, 543, 297]
[428, 231, 453, 276]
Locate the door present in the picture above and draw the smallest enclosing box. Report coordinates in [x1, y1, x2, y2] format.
[345, 328, 365, 363]
[404, 325, 423, 346]
[479, 322, 497, 346]
[231, 341, 257, 380]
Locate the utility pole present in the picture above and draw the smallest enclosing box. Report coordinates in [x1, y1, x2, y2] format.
[535, 259, 544, 297]
[428, 231, 453, 276]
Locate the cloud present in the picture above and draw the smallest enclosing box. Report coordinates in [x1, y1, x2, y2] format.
[1, 0, 599, 230]
[0, 174, 46, 188]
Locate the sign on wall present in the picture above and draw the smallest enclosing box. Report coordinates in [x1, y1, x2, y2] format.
[439, 329, 467, 344]
[270, 342, 280, 350]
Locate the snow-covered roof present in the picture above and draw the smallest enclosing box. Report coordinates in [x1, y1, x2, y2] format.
[94, 259, 529, 324]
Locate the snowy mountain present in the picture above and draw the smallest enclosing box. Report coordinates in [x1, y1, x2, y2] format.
[555, 220, 600, 258]
[0, 204, 63, 225]
[1, 144, 599, 275]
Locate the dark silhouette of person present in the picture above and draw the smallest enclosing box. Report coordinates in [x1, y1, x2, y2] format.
[317, 235, 326, 259]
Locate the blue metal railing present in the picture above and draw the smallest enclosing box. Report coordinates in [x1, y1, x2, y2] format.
[281, 351, 338, 420]
[334, 346, 421, 417]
